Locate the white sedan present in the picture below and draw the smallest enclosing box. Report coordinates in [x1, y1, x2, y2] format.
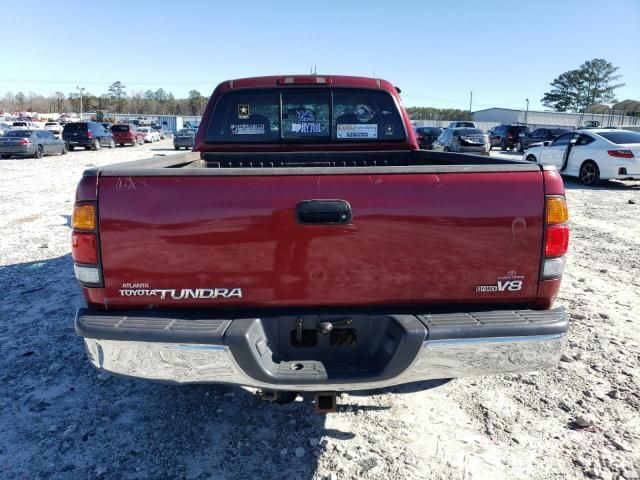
[139, 127, 160, 143]
[524, 129, 640, 185]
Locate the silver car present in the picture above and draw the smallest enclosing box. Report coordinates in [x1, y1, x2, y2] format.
[0, 129, 68, 159]
[432, 127, 490, 156]
[173, 128, 197, 150]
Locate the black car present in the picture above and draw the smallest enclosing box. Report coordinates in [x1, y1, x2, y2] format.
[62, 122, 115, 151]
[414, 126, 443, 149]
[0, 129, 68, 159]
[516, 128, 571, 152]
[488, 124, 530, 151]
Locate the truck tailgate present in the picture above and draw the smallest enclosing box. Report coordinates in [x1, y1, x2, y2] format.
[98, 171, 544, 308]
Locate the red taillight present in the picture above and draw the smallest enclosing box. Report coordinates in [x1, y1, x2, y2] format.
[544, 225, 569, 258]
[72, 232, 97, 263]
[18, 138, 31, 145]
[87, 131, 93, 139]
[507, 132, 513, 139]
[607, 149, 634, 158]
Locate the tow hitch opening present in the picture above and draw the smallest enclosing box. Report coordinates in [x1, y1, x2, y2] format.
[314, 392, 337, 412]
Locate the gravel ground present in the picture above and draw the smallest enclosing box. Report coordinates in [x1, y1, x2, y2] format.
[0, 144, 638, 480]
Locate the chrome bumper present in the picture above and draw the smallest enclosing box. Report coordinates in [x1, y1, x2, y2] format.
[84, 333, 567, 392]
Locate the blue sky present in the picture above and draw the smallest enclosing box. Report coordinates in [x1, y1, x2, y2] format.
[1, 0, 638, 111]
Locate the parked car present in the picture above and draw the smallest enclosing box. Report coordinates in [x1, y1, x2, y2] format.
[111, 123, 144, 146]
[44, 122, 64, 138]
[488, 124, 530, 151]
[448, 121, 476, 129]
[0, 129, 68, 159]
[73, 75, 569, 402]
[524, 129, 640, 185]
[432, 127, 490, 155]
[173, 128, 196, 150]
[414, 126, 443, 149]
[151, 124, 173, 139]
[139, 127, 160, 143]
[517, 128, 571, 152]
[62, 121, 115, 151]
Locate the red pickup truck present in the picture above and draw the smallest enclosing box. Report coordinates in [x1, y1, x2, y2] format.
[73, 75, 569, 405]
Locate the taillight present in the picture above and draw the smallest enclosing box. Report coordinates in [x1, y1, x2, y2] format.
[72, 232, 97, 263]
[544, 225, 569, 257]
[507, 132, 513, 138]
[71, 202, 101, 286]
[542, 196, 569, 278]
[87, 130, 93, 139]
[607, 149, 634, 158]
[18, 138, 31, 145]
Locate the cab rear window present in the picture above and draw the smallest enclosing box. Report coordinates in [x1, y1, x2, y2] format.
[205, 88, 405, 143]
[111, 125, 130, 132]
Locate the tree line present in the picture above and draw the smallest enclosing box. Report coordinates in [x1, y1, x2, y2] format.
[1, 81, 209, 116]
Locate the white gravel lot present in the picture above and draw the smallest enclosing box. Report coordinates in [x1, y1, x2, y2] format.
[0, 144, 638, 480]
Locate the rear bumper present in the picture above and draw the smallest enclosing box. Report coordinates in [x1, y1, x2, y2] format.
[0, 145, 34, 155]
[76, 308, 568, 391]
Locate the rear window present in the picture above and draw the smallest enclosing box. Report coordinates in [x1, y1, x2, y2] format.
[205, 88, 405, 143]
[13, 122, 27, 126]
[598, 131, 640, 144]
[112, 125, 130, 132]
[45, 122, 58, 126]
[510, 126, 530, 133]
[454, 128, 483, 136]
[63, 123, 87, 132]
[550, 129, 570, 136]
[4, 130, 32, 137]
[177, 129, 196, 135]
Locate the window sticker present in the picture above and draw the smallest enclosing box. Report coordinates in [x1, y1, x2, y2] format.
[385, 125, 394, 135]
[296, 109, 316, 122]
[336, 124, 378, 139]
[237, 104, 250, 119]
[231, 124, 265, 135]
[354, 104, 375, 123]
[290, 123, 325, 134]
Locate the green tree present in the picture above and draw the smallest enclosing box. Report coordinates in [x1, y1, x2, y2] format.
[108, 81, 127, 113]
[188, 90, 206, 115]
[541, 58, 624, 112]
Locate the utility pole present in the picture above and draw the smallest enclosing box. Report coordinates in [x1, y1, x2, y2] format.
[469, 91, 473, 121]
[525, 98, 529, 124]
[77, 86, 85, 120]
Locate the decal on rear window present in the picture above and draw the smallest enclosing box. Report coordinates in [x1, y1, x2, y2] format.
[231, 124, 265, 135]
[336, 124, 378, 139]
[237, 104, 250, 119]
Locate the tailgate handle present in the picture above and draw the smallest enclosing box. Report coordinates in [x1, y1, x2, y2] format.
[295, 200, 352, 225]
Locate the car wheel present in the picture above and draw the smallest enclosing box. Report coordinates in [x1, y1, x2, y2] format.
[109, 139, 115, 149]
[579, 160, 600, 186]
[526, 154, 537, 162]
[92, 139, 101, 151]
[517, 141, 524, 152]
[68, 145, 75, 151]
[61, 143, 68, 155]
[1, 154, 10, 159]
[34, 145, 44, 159]
[500, 139, 507, 151]
[174, 146, 179, 150]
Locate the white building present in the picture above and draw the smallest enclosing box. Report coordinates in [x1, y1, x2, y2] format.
[472, 107, 638, 129]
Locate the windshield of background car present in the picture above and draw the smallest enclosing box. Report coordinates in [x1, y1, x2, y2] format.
[454, 128, 484, 136]
[4, 130, 33, 137]
[205, 88, 405, 143]
[598, 131, 640, 144]
[511, 126, 530, 134]
[111, 125, 130, 132]
[177, 129, 196, 135]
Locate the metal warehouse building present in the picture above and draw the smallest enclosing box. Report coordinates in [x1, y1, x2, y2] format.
[472, 105, 639, 129]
